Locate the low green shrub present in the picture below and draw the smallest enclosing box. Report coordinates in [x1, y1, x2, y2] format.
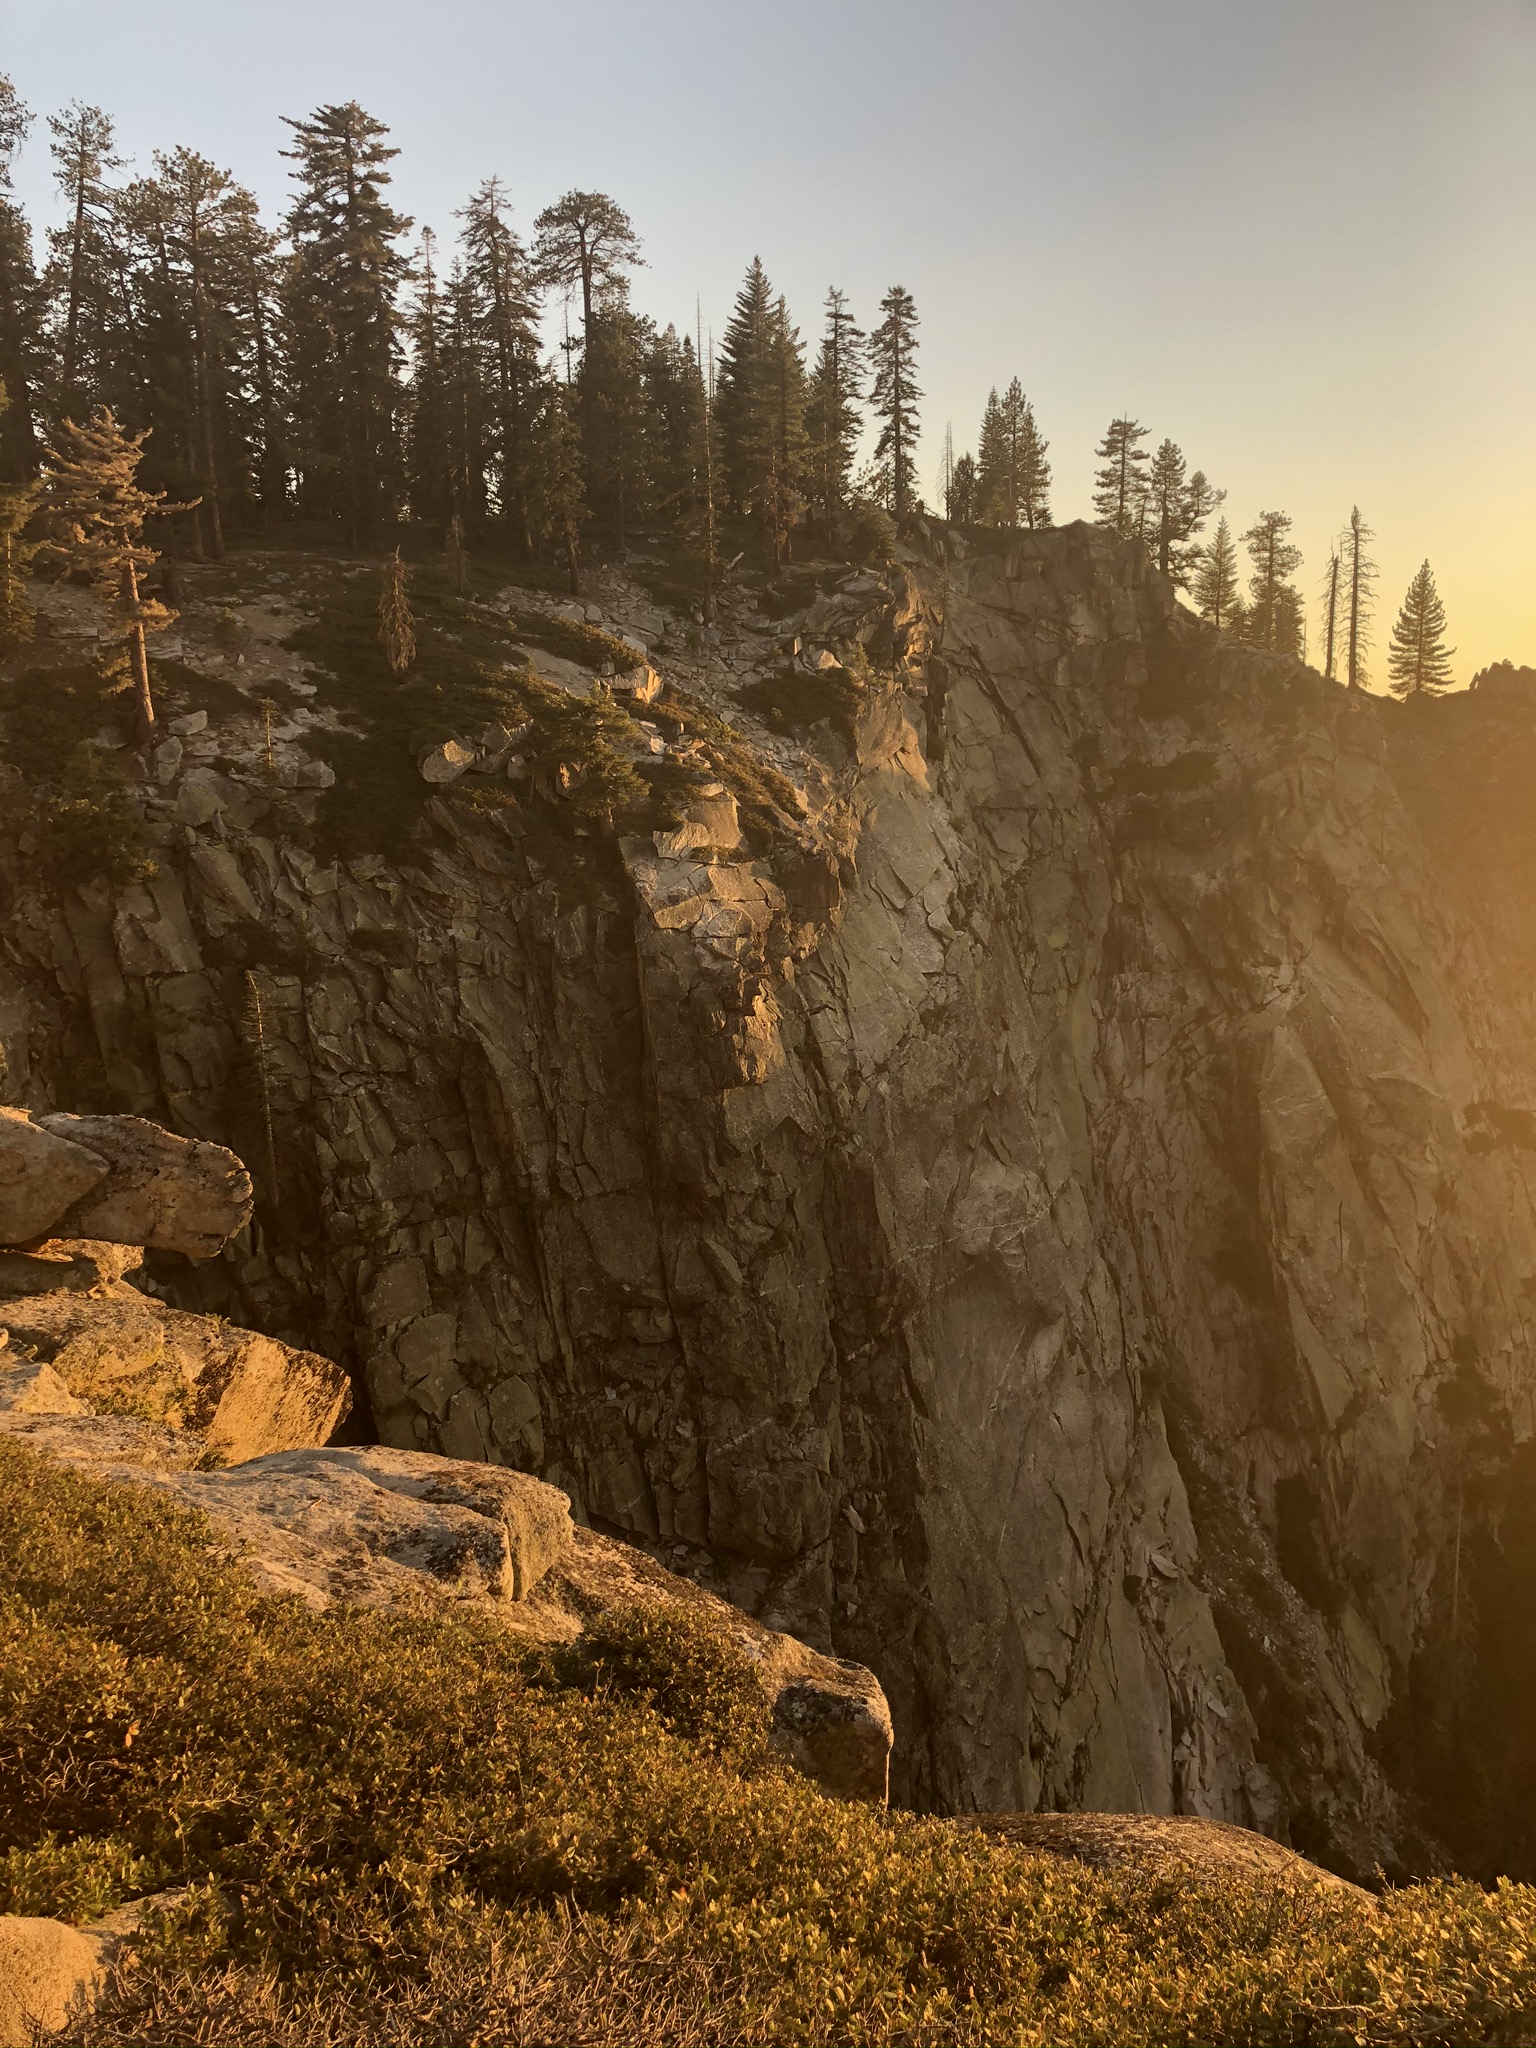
[4, 1438, 1536, 2046]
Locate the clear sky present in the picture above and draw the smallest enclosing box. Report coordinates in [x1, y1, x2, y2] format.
[3, 0, 1532, 684]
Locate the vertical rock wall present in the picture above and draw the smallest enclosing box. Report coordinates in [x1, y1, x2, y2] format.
[4, 523, 1535, 1878]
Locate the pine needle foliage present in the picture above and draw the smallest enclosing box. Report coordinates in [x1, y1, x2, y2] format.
[1388, 560, 1456, 697]
[1092, 416, 1150, 537]
[868, 284, 921, 515]
[1193, 517, 1240, 630]
[37, 406, 191, 735]
[8, 1440, 1536, 2048]
[376, 546, 416, 676]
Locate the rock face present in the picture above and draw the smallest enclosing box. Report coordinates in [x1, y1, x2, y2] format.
[5, 525, 1536, 1877]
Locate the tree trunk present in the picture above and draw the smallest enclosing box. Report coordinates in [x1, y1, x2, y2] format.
[123, 560, 155, 740]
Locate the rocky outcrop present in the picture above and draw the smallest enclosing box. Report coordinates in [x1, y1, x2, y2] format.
[4, 1398, 892, 1801]
[0, 1107, 252, 1254]
[5, 529, 1536, 1877]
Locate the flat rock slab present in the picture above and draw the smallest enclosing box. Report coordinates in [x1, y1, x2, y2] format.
[141, 1444, 576, 1609]
[956, 1813, 1371, 1901]
[38, 1114, 253, 1257]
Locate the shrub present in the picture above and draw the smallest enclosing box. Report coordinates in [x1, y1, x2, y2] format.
[5, 1438, 1536, 2046]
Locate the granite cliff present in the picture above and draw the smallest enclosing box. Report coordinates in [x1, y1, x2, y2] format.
[3, 520, 1534, 1882]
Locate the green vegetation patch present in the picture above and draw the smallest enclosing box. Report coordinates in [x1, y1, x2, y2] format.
[0, 654, 157, 886]
[6, 1438, 1536, 2046]
[503, 606, 643, 675]
[738, 661, 864, 744]
[279, 563, 648, 860]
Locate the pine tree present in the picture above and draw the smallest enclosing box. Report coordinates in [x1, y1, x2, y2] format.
[404, 229, 453, 528]
[45, 102, 123, 423]
[947, 450, 977, 524]
[134, 147, 265, 557]
[642, 324, 706, 526]
[1092, 417, 1150, 538]
[442, 258, 491, 532]
[223, 188, 284, 522]
[0, 76, 42, 482]
[804, 288, 863, 538]
[0, 380, 39, 645]
[282, 102, 410, 542]
[868, 284, 920, 515]
[1192, 516, 1239, 630]
[377, 546, 415, 676]
[1320, 546, 1342, 680]
[976, 378, 1050, 529]
[39, 408, 190, 736]
[714, 258, 775, 517]
[1387, 560, 1455, 697]
[458, 179, 541, 546]
[579, 282, 655, 549]
[1240, 510, 1303, 652]
[532, 190, 641, 342]
[1144, 438, 1220, 585]
[528, 373, 586, 593]
[1343, 505, 1377, 689]
[764, 294, 807, 563]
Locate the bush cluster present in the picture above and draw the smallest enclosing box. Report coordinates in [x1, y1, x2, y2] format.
[5, 1437, 1536, 2045]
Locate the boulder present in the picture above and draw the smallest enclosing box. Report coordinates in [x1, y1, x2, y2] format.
[0, 1357, 89, 1416]
[0, 1893, 184, 2042]
[956, 1813, 1371, 1902]
[613, 660, 663, 706]
[0, 1110, 109, 1245]
[153, 735, 183, 784]
[139, 1444, 576, 1609]
[168, 709, 208, 735]
[418, 739, 476, 784]
[0, 1288, 351, 1461]
[0, 1916, 110, 2042]
[37, 1114, 253, 1257]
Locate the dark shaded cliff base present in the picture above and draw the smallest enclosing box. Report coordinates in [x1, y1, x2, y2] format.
[8, 1441, 1536, 2048]
[7, 521, 1536, 1889]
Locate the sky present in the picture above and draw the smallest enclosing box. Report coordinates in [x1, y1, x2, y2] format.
[3, 0, 1532, 685]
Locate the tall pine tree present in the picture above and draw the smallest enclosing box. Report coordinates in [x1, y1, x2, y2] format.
[45, 102, 125, 426]
[763, 294, 808, 563]
[804, 287, 863, 540]
[976, 378, 1050, 529]
[533, 191, 641, 345]
[459, 179, 541, 546]
[868, 284, 920, 516]
[281, 102, 409, 542]
[1092, 417, 1149, 537]
[1192, 516, 1239, 630]
[1343, 505, 1377, 689]
[1387, 561, 1455, 697]
[1240, 510, 1303, 653]
[714, 257, 775, 518]
[1144, 438, 1219, 585]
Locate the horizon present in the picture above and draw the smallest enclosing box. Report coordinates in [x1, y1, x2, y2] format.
[3, 0, 1531, 683]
